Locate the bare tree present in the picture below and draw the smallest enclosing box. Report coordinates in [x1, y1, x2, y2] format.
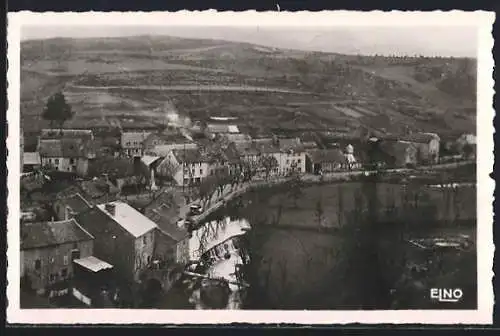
[259, 155, 278, 181]
[315, 199, 324, 227]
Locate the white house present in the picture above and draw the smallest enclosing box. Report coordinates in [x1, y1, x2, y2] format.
[121, 131, 152, 157]
[157, 148, 212, 186]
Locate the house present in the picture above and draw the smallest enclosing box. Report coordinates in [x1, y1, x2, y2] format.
[71, 256, 115, 307]
[144, 194, 190, 265]
[456, 133, 477, 159]
[379, 140, 418, 168]
[204, 123, 240, 139]
[76, 201, 158, 282]
[38, 138, 96, 176]
[23, 152, 41, 172]
[142, 132, 197, 156]
[274, 138, 307, 175]
[393, 132, 440, 164]
[53, 193, 93, 221]
[21, 219, 95, 295]
[157, 148, 215, 187]
[121, 131, 153, 157]
[305, 149, 348, 174]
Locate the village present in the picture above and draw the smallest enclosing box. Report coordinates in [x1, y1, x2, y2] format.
[19, 91, 477, 309]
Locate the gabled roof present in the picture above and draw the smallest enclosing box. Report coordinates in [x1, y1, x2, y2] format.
[61, 193, 93, 214]
[306, 149, 346, 163]
[21, 218, 94, 250]
[121, 131, 152, 147]
[96, 201, 158, 238]
[39, 138, 95, 158]
[171, 148, 205, 164]
[141, 155, 162, 167]
[23, 152, 41, 165]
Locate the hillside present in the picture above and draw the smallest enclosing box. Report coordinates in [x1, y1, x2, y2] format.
[20, 35, 476, 140]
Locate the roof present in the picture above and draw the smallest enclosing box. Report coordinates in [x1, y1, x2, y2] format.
[96, 201, 158, 238]
[88, 157, 136, 178]
[207, 124, 240, 134]
[121, 131, 153, 147]
[306, 149, 346, 163]
[21, 218, 94, 250]
[73, 256, 114, 273]
[383, 132, 440, 144]
[171, 148, 205, 164]
[39, 138, 95, 158]
[141, 155, 162, 167]
[144, 132, 191, 146]
[62, 193, 93, 213]
[23, 152, 41, 165]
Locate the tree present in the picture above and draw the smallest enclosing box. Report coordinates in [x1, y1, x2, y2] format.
[315, 199, 324, 227]
[259, 155, 278, 181]
[42, 92, 74, 131]
[287, 175, 304, 208]
[462, 143, 474, 160]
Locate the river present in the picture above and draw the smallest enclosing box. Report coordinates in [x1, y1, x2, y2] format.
[202, 181, 477, 310]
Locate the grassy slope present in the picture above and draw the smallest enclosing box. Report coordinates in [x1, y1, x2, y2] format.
[20, 36, 476, 136]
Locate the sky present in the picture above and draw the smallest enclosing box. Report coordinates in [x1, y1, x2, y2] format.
[21, 25, 478, 57]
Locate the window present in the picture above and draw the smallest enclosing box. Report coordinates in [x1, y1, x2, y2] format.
[34, 259, 41, 270]
[71, 249, 80, 261]
[61, 268, 68, 278]
[63, 255, 69, 266]
[70, 158, 75, 164]
[298, 159, 301, 163]
[50, 257, 55, 264]
[199, 169, 203, 175]
[286, 160, 289, 164]
[55, 159, 59, 164]
[50, 273, 56, 283]
[143, 236, 147, 246]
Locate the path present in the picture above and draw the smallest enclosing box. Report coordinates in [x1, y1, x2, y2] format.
[177, 160, 475, 224]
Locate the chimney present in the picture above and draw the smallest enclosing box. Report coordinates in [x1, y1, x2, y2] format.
[105, 203, 116, 216]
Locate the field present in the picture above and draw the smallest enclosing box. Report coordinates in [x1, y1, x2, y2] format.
[21, 36, 476, 140]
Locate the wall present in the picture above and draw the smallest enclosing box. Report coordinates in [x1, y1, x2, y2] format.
[153, 230, 178, 262]
[133, 229, 156, 281]
[77, 209, 136, 281]
[21, 240, 93, 292]
[76, 158, 89, 176]
[272, 152, 306, 176]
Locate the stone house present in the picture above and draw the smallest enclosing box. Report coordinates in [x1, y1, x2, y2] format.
[305, 149, 348, 174]
[121, 131, 152, 157]
[38, 138, 96, 176]
[21, 219, 95, 294]
[157, 148, 214, 187]
[76, 201, 158, 282]
[400, 132, 440, 164]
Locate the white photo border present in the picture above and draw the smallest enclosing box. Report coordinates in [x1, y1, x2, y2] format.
[6, 10, 496, 325]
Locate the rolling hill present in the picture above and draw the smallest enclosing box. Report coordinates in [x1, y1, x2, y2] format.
[20, 35, 476, 141]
